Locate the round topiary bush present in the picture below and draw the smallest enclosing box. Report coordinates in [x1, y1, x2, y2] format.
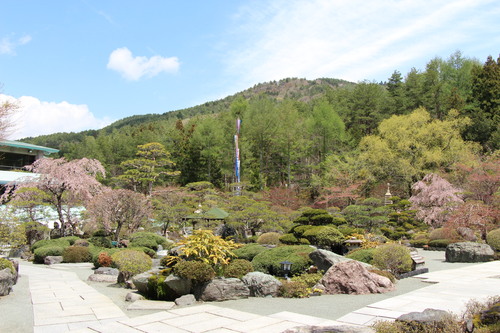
[372, 243, 412, 276]
[34, 246, 65, 264]
[486, 228, 500, 251]
[345, 248, 376, 264]
[224, 259, 254, 278]
[89, 236, 112, 248]
[129, 231, 171, 249]
[63, 246, 91, 263]
[129, 246, 156, 258]
[251, 245, 314, 277]
[129, 238, 158, 251]
[279, 233, 299, 245]
[302, 225, 344, 249]
[0, 258, 15, 273]
[60, 236, 80, 245]
[232, 243, 267, 261]
[257, 232, 282, 245]
[111, 250, 152, 276]
[91, 248, 121, 268]
[173, 260, 215, 284]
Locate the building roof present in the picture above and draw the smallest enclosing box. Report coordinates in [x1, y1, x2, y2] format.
[0, 140, 59, 154]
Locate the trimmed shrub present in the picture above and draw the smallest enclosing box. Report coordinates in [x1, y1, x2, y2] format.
[428, 239, 454, 248]
[279, 280, 310, 298]
[310, 214, 333, 226]
[173, 260, 215, 284]
[224, 259, 254, 278]
[486, 228, 500, 251]
[129, 238, 158, 251]
[338, 226, 365, 237]
[298, 238, 311, 245]
[63, 246, 91, 263]
[60, 236, 80, 245]
[97, 252, 112, 267]
[345, 248, 375, 264]
[31, 238, 70, 251]
[372, 243, 412, 276]
[252, 245, 314, 277]
[129, 246, 156, 258]
[257, 232, 281, 245]
[409, 239, 429, 248]
[74, 239, 89, 247]
[279, 233, 299, 245]
[90, 247, 122, 268]
[302, 225, 344, 248]
[233, 243, 267, 261]
[89, 236, 112, 248]
[429, 228, 459, 241]
[129, 231, 171, 249]
[111, 250, 152, 276]
[292, 225, 314, 237]
[0, 258, 15, 273]
[34, 246, 65, 264]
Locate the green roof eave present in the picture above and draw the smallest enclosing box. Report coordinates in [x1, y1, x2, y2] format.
[0, 140, 59, 154]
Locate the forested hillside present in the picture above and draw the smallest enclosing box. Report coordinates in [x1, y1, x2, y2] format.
[24, 51, 499, 201]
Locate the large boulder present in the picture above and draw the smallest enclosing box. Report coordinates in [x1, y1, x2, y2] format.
[284, 325, 375, 333]
[199, 277, 250, 301]
[88, 274, 118, 283]
[162, 274, 192, 299]
[0, 268, 16, 296]
[445, 242, 494, 263]
[132, 271, 155, 294]
[309, 249, 370, 272]
[396, 308, 452, 330]
[175, 294, 196, 306]
[44, 256, 63, 265]
[316, 261, 394, 295]
[94, 267, 119, 276]
[241, 272, 282, 297]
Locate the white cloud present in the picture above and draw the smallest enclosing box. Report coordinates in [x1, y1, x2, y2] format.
[107, 47, 180, 80]
[225, 0, 499, 85]
[0, 34, 32, 55]
[0, 94, 112, 140]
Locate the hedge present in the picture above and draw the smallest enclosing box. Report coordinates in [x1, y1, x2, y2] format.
[252, 245, 314, 277]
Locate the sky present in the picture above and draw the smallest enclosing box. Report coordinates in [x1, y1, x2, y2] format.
[1, 0, 499, 140]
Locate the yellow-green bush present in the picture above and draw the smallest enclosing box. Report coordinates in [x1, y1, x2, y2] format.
[31, 238, 70, 251]
[279, 280, 310, 298]
[372, 243, 412, 276]
[33, 246, 65, 264]
[0, 258, 15, 274]
[252, 245, 314, 277]
[257, 232, 281, 245]
[291, 272, 323, 288]
[346, 248, 375, 264]
[233, 243, 268, 261]
[111, 250, 152, 276]
[173, 260, 215, 284]
[486, 228, 500, 251]
[224, 259, 254, 278]
[63, 246, 91, 263]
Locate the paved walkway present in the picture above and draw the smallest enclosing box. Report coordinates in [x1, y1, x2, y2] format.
[7, 256, 500, 333]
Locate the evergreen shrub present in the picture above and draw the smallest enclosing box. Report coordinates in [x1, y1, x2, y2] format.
[74, 239, 90, 247]
[129, 238, 158, 251]
[173, 260, 215, 284]
[129, 246, 156, 257]
[257, 232, 281, 245]
[251, 245, 313, 277]
[279, 280, 310, 298]
[486, 228, 500, 251]
[409, 239, 429, 248]
[31, 238, 70, 251]
[60, 236, 80, 245]
[345, 248, 375, 264]
[302, 225, 344, 248]
[34, 246, 65, 264]
[129, 231, 171, 250]
[279, 233, 299, 244]
[63, 246, 91, 263]
[372, 243, 412, 276]
[224, 259, 254, 278]
[89, 236, 112, 248]
[428, 239, 454, 248]
[111, 250, 152, 276]
[91, 248, 122, 268]
[233, 243, 268, 261]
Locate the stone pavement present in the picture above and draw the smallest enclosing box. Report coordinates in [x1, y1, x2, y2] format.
[335, 260, 500, 327]
[15, 258, 500, 333]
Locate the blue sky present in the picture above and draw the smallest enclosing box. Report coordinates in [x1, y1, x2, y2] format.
[1, 0, 499, 139]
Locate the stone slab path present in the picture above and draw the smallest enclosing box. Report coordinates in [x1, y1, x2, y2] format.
[14, 258, 500, 333]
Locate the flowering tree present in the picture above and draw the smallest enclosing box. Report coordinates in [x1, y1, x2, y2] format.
[86, 188, 151, 240]
[409, 173, 464, 227]
[445, 200, 499, 240]
[2, 158, 105, 236]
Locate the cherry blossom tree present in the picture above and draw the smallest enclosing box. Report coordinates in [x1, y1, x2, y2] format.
[85, 188, 151, 240]
[445, 200, 499, 240]
[2, 158, 105, 236]
[409, 173, 464, 227]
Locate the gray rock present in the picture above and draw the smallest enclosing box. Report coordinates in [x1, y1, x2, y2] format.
[87, 274, 118, 283]
[0, 268, 15, 296]
[163, 274, 192, 298]
[9, 259, 19, 283]
[175, 294, 196, 306]
[8, 245, 29, 258]
[44, 256, 63, 265]
[309, 249, 371, 272]
[94, 267, 119, 275]
[132, 271, 155, 294]
[199, 277, 250, 301]
[397, 308, 451, 325]
[126, 292, 145, 302]
[284, 325, 375, 333]
[445, 242, 494, 263]
[241, 272, 282, 297]
[456, 227, 477, 242]
[318, 261, 394, 295]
